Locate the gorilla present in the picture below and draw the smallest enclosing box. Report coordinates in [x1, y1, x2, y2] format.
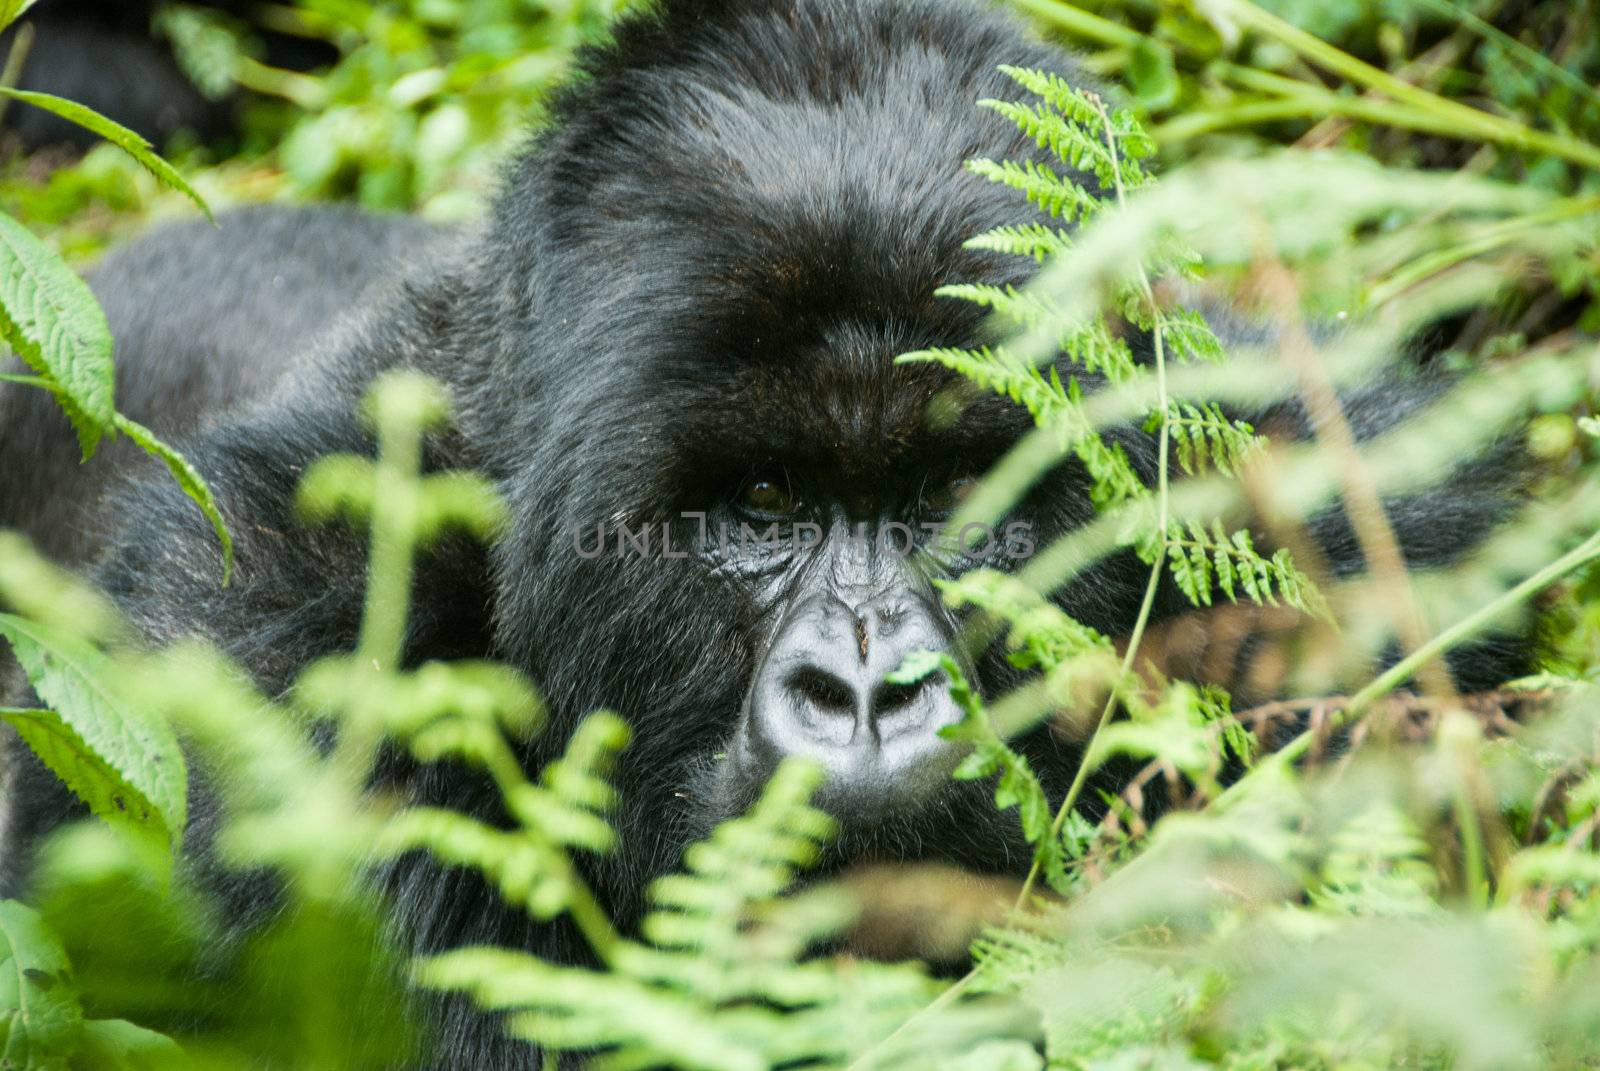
[0, 0, 1527, 1064]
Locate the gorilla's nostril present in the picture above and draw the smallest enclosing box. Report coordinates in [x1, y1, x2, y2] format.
[870, 677, 926, 715]
[786, 666, 857, 714]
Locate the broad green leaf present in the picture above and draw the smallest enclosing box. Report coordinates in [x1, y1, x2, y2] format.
[76, 1019, 185, 1070]
[0, 0, 36, 33]
[0, 212, 114, 458]
[0, 89, 211, 220]
[0, 899, 83, 1069]
[1127, 38, 1178, 110]
[0, 615, 187, 864]
[114, 415, 234, 586]
[0, 708, 175, 882]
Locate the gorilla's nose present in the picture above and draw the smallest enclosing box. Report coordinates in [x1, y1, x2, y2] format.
[737, 592, 963, 815]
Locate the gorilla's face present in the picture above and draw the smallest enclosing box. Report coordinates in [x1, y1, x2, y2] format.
[505, 276, 1094, 878]
[661, 318, 1050, 826]
[478, 0, 1119, 890]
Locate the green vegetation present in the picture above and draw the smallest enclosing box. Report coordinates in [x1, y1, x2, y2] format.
[2, 0, 1599, 1068]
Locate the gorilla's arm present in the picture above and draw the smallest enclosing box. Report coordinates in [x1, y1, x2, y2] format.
[0, 206, 441, 566]
[74, 201, 473, 687]
[95, 405, 496, 694]
[0, 207, 470, 888]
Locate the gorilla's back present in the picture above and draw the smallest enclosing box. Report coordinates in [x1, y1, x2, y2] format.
[0, 205, 442, 566]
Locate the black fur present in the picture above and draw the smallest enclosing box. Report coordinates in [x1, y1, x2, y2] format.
[0, 204, 444, 895]
[0, 1, 1529, 1066]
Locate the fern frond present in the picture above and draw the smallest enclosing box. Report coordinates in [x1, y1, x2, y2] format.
[1104, 107, 1157, 161]
[418, 948, 763, 1071]
[509, 712, 629, 852]
[1086, 680, 1231, 783]
[995, 64, 1102, 126]
[390, 708, 628, 906]
[977, 99, 1120, 188]
[964, 221, 1073, 262]
[1079, 434, 1148, 510]
[899, 345, 1066, 424]
[937, 568, 1112, 673]
[1314, 801, 1438, 916]
[936, 282, 1062, 333]
[416, 765, 937, 1071]
[1155, 402, 1263, 476]
[638, 760, 835, 1002]
[1062, 377, 1147, 507]
[965, 157, 1102, 223]
[929, 286, 1138, 381]
[937, 571, 1123, 731]
[379, 809, 577, 919]
[890, 652, 1076, 893]
[993, 65, 1156, 169]
[1159, 307, 1227, 364]
[1060, 318, 1139, 383]
[1165, 519, 1326, 617]
[969, 925, 1068, 992]
[536, 711, 629, 819]
[901, 347, 1146, 506]
[1144, 233, 1207, 281]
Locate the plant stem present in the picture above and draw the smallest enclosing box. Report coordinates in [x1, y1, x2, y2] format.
[330, 398, 421, 783]
[1368, 196, 1600, 306]
[1210, 0, 1600, 173]
[1348, 530, 1600, 714]
[1154, 94, 1478, 146]
[1013, 95, 1172, 910]
[0, 23, 33, 128]
[477, 729, 625, 962]
[1453, 766, 1490, 907]
[357, 412, 419, 673]
[234, 56, 328, 110]
[1260, 259, 1457, 700]
[562, 870, 625, 964]
[1009, 0, 1143, 48]
[1013, 520, 1162, 912]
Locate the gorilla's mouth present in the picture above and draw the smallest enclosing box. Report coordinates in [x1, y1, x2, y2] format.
[679, 725, 1034, 884]
[819, 777, 1034, 876]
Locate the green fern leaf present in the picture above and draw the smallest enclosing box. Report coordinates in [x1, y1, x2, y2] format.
[995, 64, 1103, 126]
[966, 157, 1102, 223]
[965, 221, 1074, 261]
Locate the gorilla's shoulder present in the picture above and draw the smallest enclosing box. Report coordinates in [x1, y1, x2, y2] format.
[90, 204, 447, 312]
[88, 204, 455, 410]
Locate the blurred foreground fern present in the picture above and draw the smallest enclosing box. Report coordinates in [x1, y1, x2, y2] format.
[0, 373, 948, 1069]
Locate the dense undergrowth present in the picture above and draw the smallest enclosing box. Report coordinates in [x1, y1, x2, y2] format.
[1, 0, 1599, 1068]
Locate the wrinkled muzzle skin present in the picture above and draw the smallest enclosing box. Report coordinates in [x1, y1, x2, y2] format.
[727, 541, 968, 819]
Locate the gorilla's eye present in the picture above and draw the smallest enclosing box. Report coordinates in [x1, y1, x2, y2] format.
[738, 476, 800, 519]
[924, 474, 977, 514]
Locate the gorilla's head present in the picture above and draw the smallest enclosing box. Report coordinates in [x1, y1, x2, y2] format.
[449, 0, 1139, 896]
